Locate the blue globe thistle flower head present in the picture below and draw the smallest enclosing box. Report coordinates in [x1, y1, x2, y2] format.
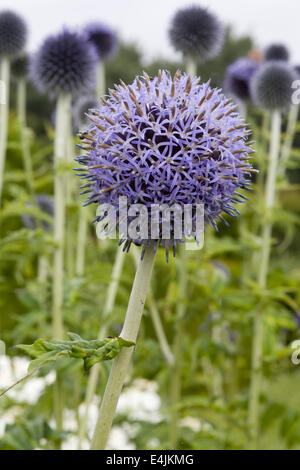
[22, 194, 54, 231]
[84, 23, 118, 61]
[11, 53, 29, 79]
[264, 43, 290, 62]
[251, 61, 298, 111]
[75, 70, 255, 259]
[225, 57, 260, 102]
[73, 95, 98, 132]
[168, 6, 225, 61]
[0, 10, 27, 58]
[30, 29, 97, 98]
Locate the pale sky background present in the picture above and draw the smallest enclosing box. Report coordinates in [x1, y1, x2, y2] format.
[2, 0, 300, 64]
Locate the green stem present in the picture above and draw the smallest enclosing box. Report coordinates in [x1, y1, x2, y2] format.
[131, 245, 174, 365]
[170, 244, 187, 449]
[186, 56, 197, 78]
[0, 56, 10, 205]
[75, 204, 88, 277]
[52, 92, 72, 432]
[90, 246, 156, 450]
[279, 104, 299, 178]
[17, 78, 33, 195]
[96, 61, 106, 97]
[248, 110, 281, 448]
[78, 246, 126, 448]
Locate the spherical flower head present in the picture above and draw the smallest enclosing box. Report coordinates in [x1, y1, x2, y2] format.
[22, 195, 54, 231]
[168, 6, 224, 61]
[0, 10, 27, 58]
[84, 23, 118, 61]
[225, 58, 260, 101]
[73, 95, 98, 132]
[11, 53, 29, 79]
[30, 29, 97, 98]
[75, 70, 254, 258]
[251, 61, 297, 111]
[264, 43, 290, 62]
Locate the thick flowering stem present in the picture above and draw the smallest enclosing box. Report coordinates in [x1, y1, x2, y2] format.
[52, 92, 72, 431]
[279, 104, 299, 178]
[131, 245, 174, 366]
[186, 56, 197, 78]
[90, 246, 156, 450]
[248, 110, 281, 448]
[0, 56, 10, 206]
[96, 61, 105, 97]
[17, 78, 33, 195]
[170, 244, 187, 449]
[78, 246, 125, 448]
[75, 205, 88, 277]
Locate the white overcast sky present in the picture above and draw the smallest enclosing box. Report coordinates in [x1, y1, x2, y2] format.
[2, 0, 300, 64]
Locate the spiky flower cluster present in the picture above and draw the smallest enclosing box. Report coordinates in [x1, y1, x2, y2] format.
[22, 195, 54, 231]
[84, 23, 118, 61]
[251, 61, 297, 111]
[169, 6, 224, 61]
[264, 43, 289, 62]
[11, 54, 29, 79]
[225, 57, 260, 101]
[0, 10, 27, 57]
[75, 70, 254, 257]
[30, 29, 97, 97]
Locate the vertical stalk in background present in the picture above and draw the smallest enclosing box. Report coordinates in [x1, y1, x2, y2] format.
[78, 246, 125, 448]
[90, 247, 156, 450]
[52, 92, 72, 431]
[0, 57, 10, 205]
[170, 243, 187, 449]
[248, 110, 281, 448]
[17, 78, 33, 195]
[96, 61, 105, 97]
[186, 56, 197, 78]
[279, 104, 299, 178]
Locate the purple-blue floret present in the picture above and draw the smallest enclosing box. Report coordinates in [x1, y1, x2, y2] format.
[75, 70, 255, 256]
[225, 57, 260, 101]
[30, 29, 97, 97]
[84, 23, 118, 61]
[0, 10, 27, 57]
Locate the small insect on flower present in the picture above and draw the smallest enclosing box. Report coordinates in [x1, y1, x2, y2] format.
[30, 29, 97, 98]
[252, 61, 298, 111]
[263, 43, 290, 62]
[75, 70, 255, 259]
[225, 58, 260, 102]
[0, 10, 27, 58]
[169, 6, 224, 61]
[84, 23, 119, 61]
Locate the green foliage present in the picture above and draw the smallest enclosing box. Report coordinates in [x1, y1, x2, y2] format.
[16, 333, 135, 374]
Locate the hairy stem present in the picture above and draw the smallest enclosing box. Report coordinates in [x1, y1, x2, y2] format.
[90, 246, 156, 450]
[52, 92, 72, 432]
[132, 245, 174, 366]
[170, 244, 187, 449]
[96, 61, 106, 97]
[0, 56, 10, 205]
[279, 104, 299, 178]
[78, 246, 126, 448]
[17, 78, 33, 195]
[186, 56, 197, 78]
[248, 110, 281, 448]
